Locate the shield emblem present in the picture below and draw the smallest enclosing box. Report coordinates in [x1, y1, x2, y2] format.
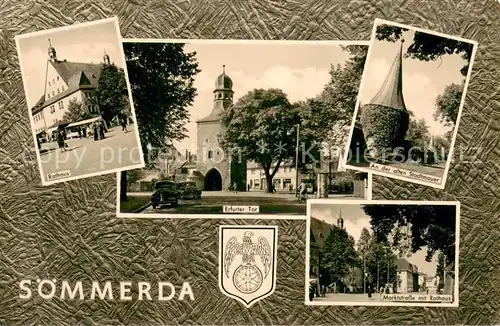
[219, 225, 278, 308]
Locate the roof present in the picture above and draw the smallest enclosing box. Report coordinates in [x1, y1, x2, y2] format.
[215, 65, 233, 89]
[310, 217, 333, 248]
[395, 258, 415, 273]
[67, 116, 101, 128]
[369, 40, 407, 111]
[41, 60, 103, 109]
[197, 109, 222, 123]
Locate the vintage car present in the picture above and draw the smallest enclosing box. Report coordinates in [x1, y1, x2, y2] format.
[178, 181, 202, 200]
[151, 180, 179, 209]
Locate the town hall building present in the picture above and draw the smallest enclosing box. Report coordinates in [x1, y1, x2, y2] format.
[31, 40, 111, 141]
[195, 65, 247, 191]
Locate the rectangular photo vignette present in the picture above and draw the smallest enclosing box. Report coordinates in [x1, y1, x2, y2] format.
[305, 199, 460, 307]
[15, 17, 145, 186]
[342, 18, 478, 189]
[116, 39, 373, 219]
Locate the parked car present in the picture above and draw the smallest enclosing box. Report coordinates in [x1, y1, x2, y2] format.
[151, 180, 179, 209]
[178, 181, 201, 199]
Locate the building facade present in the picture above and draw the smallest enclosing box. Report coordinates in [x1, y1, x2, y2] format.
[195, 65, 246, 191]
[396, 258, 419, 293]
[32, 41, 110, 141]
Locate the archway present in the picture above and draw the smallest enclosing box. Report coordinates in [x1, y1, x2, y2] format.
[204, 168, 222, 191]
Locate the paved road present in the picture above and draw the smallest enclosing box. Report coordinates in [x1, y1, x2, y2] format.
[39, 125, 141, 181]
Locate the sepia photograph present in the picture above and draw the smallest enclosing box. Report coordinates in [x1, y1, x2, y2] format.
[15, 17, 144, 185]
[343, 19, 478, 189]
[117, 40, 372, 218]
[305, 200, 460, 307]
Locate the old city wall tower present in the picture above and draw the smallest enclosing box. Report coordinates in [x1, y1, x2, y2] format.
[195, 65, 246, 191]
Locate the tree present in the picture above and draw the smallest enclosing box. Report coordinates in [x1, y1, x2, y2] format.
[434, 83, 463, 127]
[96, 64, 129, 123]
[356, 228, 397, 291]
[126, 169, 144, 186]
[362, 204, 456, 270]
[321, 226, 358, 288]
[120, 43, 200, 201]
[219, 88, 300, 193]
[375, 24, 474, 76]
[63, 99, 97, 123]
[433, 135, 451, 160]
[312, 45, 368, 149]
[406, 118, 431, 148]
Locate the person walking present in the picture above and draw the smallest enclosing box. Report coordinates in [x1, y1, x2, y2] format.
[299, 181, 307, 203]
[99, 121, 105, 140]
[56, 129, 66, 152]
[93, 123, 98, 141]
[233, 182, 238, 193]
[121, 117, 128, 132]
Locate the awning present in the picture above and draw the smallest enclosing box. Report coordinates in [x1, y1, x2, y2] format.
[67, 116, 101, 128]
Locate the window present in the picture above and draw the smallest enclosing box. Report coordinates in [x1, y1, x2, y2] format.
[50, 105, 55, 113]
[61, 101, 64, 109]
[57, 88, 60, 94]
[208, 150, 213, 159]
[48, 81, 51, 86]
[48, 93, 51, 99]
[181, 167, 188, 174]
[73, 96, 76, 101]
[52, 78, 55, 83]
[61, 86, 64, 91]
[52, 91, 55, 96]
[56, 76, 59, 81]
[216, 150, 220, 155]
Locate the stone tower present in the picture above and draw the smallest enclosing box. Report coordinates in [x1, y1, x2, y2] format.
[337, 210, 344, 230]
[196, 65, 246, 191]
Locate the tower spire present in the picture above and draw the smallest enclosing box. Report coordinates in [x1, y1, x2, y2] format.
[222, 64, 225, 74]
[48, 38, 57, 62]
[369, 39, 407, 111]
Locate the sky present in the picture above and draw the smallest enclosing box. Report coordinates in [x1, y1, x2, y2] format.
[310, 203, 438, 277]
[17, 19, 125, 108]
[174, 42, 361, 153]
[359, 28, 470, 137]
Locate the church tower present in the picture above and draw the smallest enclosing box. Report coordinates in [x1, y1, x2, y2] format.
[103, 50, 110, 65]
[337, 210, 344, 230]
[48, 39, 57, 63]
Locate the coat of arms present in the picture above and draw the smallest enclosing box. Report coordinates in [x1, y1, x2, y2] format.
[219, 225, 277, 308]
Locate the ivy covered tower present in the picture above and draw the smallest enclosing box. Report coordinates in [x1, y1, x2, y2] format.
[360, 39, 410, 158]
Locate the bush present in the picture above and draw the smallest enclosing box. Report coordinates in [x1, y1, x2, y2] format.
[360, 104, 409, 158]
[328, 176, 354, 194]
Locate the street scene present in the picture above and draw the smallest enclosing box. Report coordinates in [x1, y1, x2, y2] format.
[307, 201, 458, 306]
[344, 20, 477, 188]
[118, 41, 371, 216]
[15, 18, 144, 185]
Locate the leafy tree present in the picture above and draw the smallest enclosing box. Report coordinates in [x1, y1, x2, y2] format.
[434, 83, 463, 127]
[96, 64, 129, 123]
[357, 228, 397, 290]
[120, 43, 200, 201]
[406, 118, 431, 148]
[362, 204, 456, 270]
[433, 135, 451, 160]
[375, 24, 474, 76]
[126, 168, 144, 186]
[63, 99, 97, 123]
[219, 88, 300, 193]
[312, 45, 368, 149]
[321, 225, 358, 287]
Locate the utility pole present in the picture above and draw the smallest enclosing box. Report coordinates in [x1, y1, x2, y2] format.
[295, 123, 300, 200]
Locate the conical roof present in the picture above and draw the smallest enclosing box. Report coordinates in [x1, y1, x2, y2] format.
[369, 40, 407, 111]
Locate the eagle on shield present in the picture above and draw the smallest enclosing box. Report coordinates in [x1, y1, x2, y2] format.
[223, 231, 272, 294]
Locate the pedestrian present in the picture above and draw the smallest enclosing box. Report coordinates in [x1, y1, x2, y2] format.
[121, 117, 128, 132]
[247, 184, 250, 192]
[233, 182, 238, 193]
[77, 128, 81, 139]
[56, 129, 66, 152]
[93, 123, 98, 141]
[309, 283, 315, 302]
[99, 122, 105, 140]
[299, 181, 307, 203]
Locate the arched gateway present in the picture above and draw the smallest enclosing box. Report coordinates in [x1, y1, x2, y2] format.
[204, 168, 222, 191]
